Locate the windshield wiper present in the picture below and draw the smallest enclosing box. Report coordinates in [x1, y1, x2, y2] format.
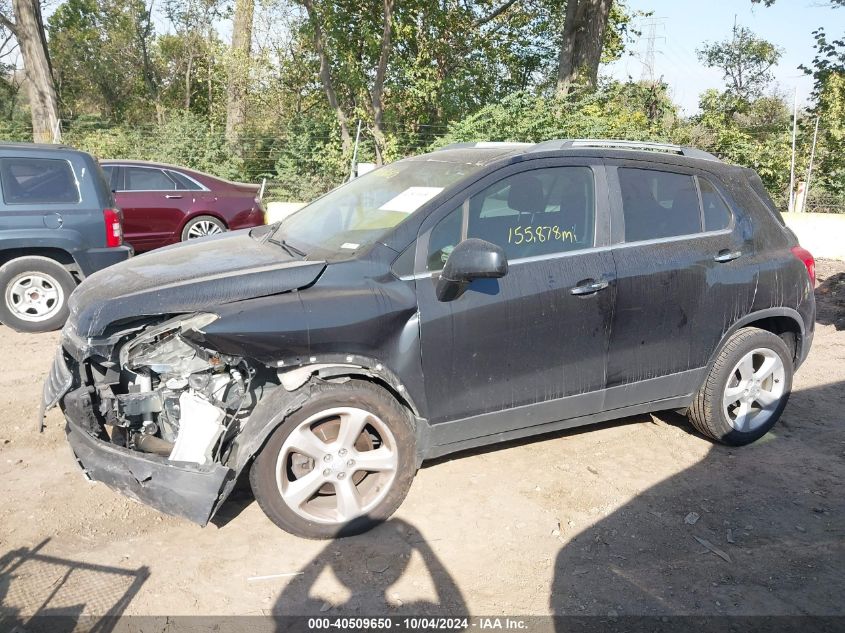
[268, 236, 306, 258]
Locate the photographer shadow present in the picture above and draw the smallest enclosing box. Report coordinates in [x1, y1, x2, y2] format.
[272, 518, 465, 623]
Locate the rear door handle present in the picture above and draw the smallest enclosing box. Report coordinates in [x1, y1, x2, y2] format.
[165, 194, 183, 199]
[714, 250, 742, 263]
[570, 279, 610, 296]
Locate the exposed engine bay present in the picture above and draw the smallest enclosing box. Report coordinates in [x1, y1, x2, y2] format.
[86, 314, 275, 466]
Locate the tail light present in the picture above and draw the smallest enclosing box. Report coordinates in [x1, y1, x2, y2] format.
[791, 246, 815, 285]
[103, 208, 123, 247]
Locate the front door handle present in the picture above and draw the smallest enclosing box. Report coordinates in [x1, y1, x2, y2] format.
[570, 279, 610, 296]
[165, 194, 183, 199]
[714, 250, 742, 263]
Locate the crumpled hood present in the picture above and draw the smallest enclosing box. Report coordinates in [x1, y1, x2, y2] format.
[68, 230, 325, 337]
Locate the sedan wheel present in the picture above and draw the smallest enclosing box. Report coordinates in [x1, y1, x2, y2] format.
[181, 215, 226, 241]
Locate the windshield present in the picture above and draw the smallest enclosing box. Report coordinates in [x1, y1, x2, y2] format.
[272, 159, 482, 256]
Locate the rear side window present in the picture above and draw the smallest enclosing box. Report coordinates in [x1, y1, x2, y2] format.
[0, 157, 80, 204]
[167, 170, 204, 190]
[618, 168, 701, 242]
[125, 167, 177, 191]
[698, 177, 732, 231]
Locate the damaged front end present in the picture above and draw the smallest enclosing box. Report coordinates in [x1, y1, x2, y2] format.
[46, 313, 277, 525]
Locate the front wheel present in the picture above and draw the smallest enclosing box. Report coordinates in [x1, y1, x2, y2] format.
[181, 215, 226, 241]
[249, 379, 417, 538]
[688, 327, 793, 446]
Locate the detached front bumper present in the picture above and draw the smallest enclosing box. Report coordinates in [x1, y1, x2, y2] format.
[44, 332, 237, 527]
[64, 401, 234, 525]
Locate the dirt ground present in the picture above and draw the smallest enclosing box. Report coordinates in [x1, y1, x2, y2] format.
[0, 260, 843, 625]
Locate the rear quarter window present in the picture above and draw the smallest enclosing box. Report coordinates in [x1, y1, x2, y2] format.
[698, 177, 733, 231]
[0, 157, 80, 205]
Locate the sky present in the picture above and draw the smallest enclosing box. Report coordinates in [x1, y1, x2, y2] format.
[603, 0, 845, 114]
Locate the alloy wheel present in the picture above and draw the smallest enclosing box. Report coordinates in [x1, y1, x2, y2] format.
[187, 220, 224, 239]
[722, 347, 786, 432]
[275, 407, 399, 524]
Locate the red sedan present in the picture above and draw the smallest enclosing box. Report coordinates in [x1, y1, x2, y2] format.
[100, 160, 266, 253]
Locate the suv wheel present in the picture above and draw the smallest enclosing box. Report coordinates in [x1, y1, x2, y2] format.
[250, 379, 416, 538]
[688, 327, 793, 446]
[181, 215, 226, 241]
[0, 256, 75, 333]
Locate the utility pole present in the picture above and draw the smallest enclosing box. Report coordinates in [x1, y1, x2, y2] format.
[788, 87, 798, 212]
[349, 120, 362, 181]
[804, 116, 820, 213]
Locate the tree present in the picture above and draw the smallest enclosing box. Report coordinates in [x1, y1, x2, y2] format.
[225, 0, 253, 147]
[556, 0, 615, 95]
[1, 0, 59, 142]
[802, 27, 845, 196]
[162, 0, 223, 113]
[300, 0, 352, 154]
[697, 24, 782, 106]
[370, 0, 394, 163]
[49, 0, 156, 121]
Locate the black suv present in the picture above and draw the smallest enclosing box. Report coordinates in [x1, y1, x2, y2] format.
[0, 143, 132, 332]
[44, 139, 815, 538]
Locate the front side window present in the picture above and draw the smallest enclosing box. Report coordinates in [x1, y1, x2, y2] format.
[0, 158, 79, 204]
[274, 159, 483, 257]
[698, 177, 732, 231]
[618, 168, 701, 242]
[125, 167, 177, 191]
[466, 166, 595, 260]
[426, 206, 462, 271]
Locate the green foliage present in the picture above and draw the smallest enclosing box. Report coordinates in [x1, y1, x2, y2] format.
[434, 81, 678, 147]
[801, 28, 845, 197]
[49, 0, 154, 120]
[697, 25, 782, 106]
[65, 111, 244, 180]
[25, 0, 842, 208]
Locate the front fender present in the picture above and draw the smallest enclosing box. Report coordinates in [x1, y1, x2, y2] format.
[225, 368, 430, 484]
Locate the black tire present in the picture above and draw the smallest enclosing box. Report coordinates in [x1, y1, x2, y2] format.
[688, 327, 793, 446]
[0, 256, 75, 333]
[250, 379, 417, 539]
[180, 215, 226, 241]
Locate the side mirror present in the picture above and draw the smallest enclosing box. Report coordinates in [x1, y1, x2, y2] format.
[436, 238, 508, 301]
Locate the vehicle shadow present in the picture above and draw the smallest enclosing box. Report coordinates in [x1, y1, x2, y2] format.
[549, 378, 845, 621]
[815, 270, 844, 330]
[271, 518, 466, 623]
[0, 538, 149, 633]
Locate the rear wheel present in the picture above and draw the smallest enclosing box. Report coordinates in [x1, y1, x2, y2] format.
[250, 380, 416, 538]
[0, 256, 75, 333]
[688, 327, 793, 445]
[181, 215, 226, 241]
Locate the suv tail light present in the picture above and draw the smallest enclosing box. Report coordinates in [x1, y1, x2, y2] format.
[791, 246, 815, 285]
[103, 208, 123, 247]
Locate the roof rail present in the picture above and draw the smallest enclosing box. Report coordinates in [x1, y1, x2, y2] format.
[435, 141, 534, 151]
[530, 139, 721, 162]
